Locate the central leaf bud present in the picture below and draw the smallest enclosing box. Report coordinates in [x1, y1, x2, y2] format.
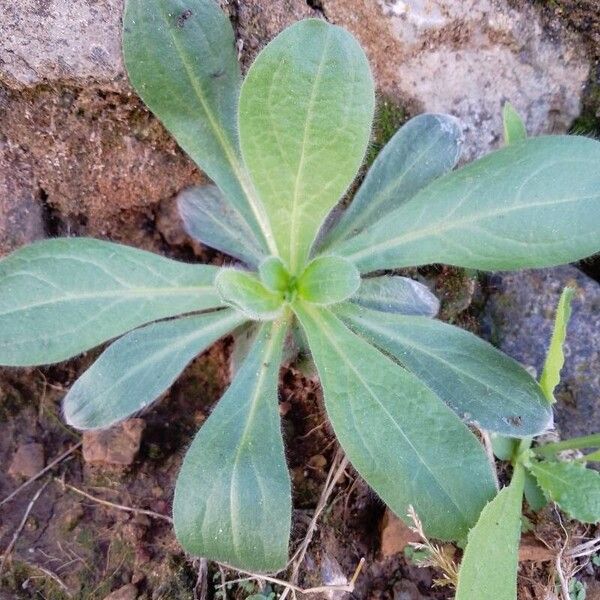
[296, 255, 361, 305]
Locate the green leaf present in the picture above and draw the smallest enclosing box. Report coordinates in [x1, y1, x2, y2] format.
[582, 449, 600, 463]
[503, 102, 527, 145]
[297, 256, 360, 305]
[63, 310, 245, 429]
[534, 433, 600, 458]
[177, 185, 266, 267]
[0, 239, 223, 366]
[173, 318, 291, 571]
[529, 460, 600, 523]
[491, 434, 519, 461]
[336, 303, 552, 436]
[323, 113, 462, 246]
[123, 0, 274, 252]
[455, 464, 525, 600]
[216, 269, 284, 320]
[523, 469, 547, 512]
[294, 301, 495, 541]
[351, 275, 439, 317]
[539, 287, 575, 403]
[239, 19, 375, 273]
[336, 136, 600, 272]
[258, 256, 291, 293]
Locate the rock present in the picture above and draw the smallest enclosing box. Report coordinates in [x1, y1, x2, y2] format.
[8, 442, 45, 479]
[326, 0, 589, 158]
[483, 266, 600, 439]
[82, 419, 145, 466]
[380, 508, 421, 557]
[0, 0, 124, 90]
[102, 584, 138, 600]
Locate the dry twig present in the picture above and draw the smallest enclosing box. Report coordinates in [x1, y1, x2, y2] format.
[0, 480, 50, 577]
[407, 506, 459, 589]
[55, 478, 172, 523]
[0, 442, 82, 507]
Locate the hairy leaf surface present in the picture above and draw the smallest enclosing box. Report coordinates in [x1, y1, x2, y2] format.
[294, 302, 495, 540]
[64, 310, 246, 429]
[297, 256, 360, 305]
[177, 185, 266, 267]
[0, 239, 222, 366]
[456, 465, 525, 600]
[239, 19, 375, 273]
[123, 0, 273, 250]
[173, 318, 291, 571]
[323, 113, 462, 246]
[336, 136, 600, 272]
[351, 276, 439, 317]
[337, 304, 552, 436]
[529, 460, 600, 523]
[216, 269, 284, 320]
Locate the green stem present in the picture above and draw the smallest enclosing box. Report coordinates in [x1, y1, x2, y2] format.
[533, 433, 600, 458]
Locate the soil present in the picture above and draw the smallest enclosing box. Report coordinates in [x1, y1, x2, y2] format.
[1, 1, 599, 599]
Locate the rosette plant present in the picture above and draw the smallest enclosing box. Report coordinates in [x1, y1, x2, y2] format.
[0, 0, 599, 573]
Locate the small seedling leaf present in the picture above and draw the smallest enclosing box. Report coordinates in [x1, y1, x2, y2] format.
[258, 256, 291, 293]
[294, 302, 495, 541]
[502, 102, 527, 145]
[0, 239, 223, 366]
[323, 113, 462, 246]
[216, 269, 284, 320]
[456, 465, 525, 600]
[336, 303, 552, 436]
[539, 286, 575, 403]
[63, 310, 246, 429]
[123, 0, 272, 250]
[529, 460, 600, 523]
[173, 319, 291, 571]
[351, 275, 440, 317]
[336, 136, 600, 272]
[523, 469, 548, 512]
[177, 185, 266, 267]
[297, 255, 361, 305]
[239, 19, 375, 273]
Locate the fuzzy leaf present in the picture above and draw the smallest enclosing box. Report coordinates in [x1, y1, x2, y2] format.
[63, 310, 245, 429]
[0, 239, 222, 366]
[503, 102, 527, 145]
[123, 0, 273, 251]
[336, 136, 600, 272]
[239, 19, 375, 273]
[173, 318, 291, 571]
[294, 302, 495, 541]
[297, 256, 360, 306]
[523, 470, 547, 512]
[177, 185, 266, 267]
[216, 269, 284, 320]
[323, 113, 462, 246]
[456, 465, 525, 600]
[351, 275, 439, 317]
[258, 256, 291, 293]
[529, 460, 600, 523]
[337, 304, 552, 436]
[539, 287, 574, 403]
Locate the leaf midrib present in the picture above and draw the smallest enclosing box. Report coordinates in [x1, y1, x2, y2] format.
[301, 303, 471, 524]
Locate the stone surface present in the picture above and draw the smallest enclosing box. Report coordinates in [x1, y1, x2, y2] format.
[8, 442, 45, 479]
[102, 584, 138, 600]
[326, 0, 590, 159]
[82, 419, 145, 466]
[483, 266, 600, 440]
[380, 508, 421, 557]
[0, 0, 124, 90]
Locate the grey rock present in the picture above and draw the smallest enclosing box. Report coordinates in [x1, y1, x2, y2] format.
[327, 0, 590, 158]
[483, 266, 600, 439]
[0, 0, 124, 90]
